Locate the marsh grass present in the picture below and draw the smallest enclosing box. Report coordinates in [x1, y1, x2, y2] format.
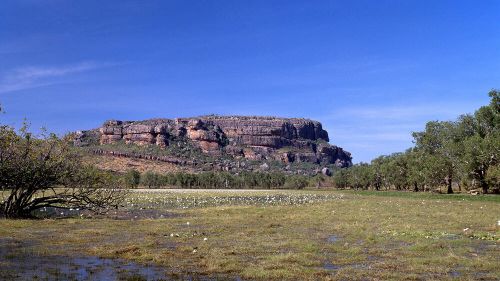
[0, 190, 498, 280]
[340, 189, 500, 203]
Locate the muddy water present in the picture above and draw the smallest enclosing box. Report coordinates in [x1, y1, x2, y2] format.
[327, 235, 340, 243]
[0, 238, 227, 281]
[1, 255, 168, 280]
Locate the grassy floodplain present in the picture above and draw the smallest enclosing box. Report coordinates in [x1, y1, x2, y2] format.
[0, 189, 499, 280]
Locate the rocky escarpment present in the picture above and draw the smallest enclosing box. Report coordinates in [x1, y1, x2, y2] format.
[76, 116, 352, 169]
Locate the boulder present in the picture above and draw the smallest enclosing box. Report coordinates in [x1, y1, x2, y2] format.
[260, 163, 270, 171]
[123, 124, 155, 134]
[100, 134, 122, 144]
[198, 140, 220, 153]
[124, 133, 156, 145]
[321, 167, 332, 176]
[156, 134, 168, 147]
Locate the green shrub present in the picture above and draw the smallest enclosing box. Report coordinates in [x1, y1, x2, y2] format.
[140, 171, 163, 188]
[124, 169, 141, 188]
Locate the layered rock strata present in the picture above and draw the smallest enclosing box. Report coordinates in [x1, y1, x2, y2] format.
[89, 116, 352, 167]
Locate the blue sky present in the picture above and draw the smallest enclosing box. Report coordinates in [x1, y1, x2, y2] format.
[1, 0, 499, 163]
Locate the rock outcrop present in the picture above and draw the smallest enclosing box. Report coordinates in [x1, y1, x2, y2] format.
[82, 116, 352, 168]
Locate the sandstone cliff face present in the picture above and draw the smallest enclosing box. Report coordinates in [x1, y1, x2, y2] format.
[92, 116, 351, 167]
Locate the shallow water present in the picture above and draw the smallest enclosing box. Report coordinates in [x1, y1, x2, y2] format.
[327, 235, 340, 243]
[323, 262, 342, 270]
[0, 238, 225, 281]
[31, 206, 180, 220]
[0, 249, 168, 280]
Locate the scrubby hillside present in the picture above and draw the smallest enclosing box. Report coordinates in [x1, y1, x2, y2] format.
[74, 115, 352, 175]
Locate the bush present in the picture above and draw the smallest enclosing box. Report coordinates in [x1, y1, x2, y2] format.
[124, 171, 312, 189]
[140, 171, 163, 188]
[486, 165, 500, 194]
[123, 169, 141, 188]
[284, 176, 309, 189]
[0, 123, 127, 218]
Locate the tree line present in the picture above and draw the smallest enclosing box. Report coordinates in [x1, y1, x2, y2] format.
[122, 170, 311, 189]
[333, 90, 499, 194]
[1, 89, 497, 219]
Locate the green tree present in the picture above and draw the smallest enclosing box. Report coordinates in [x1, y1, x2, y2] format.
[473, 90, 499, 137]
[284, 175, 309, 189]
[331, 90, 499, 194]
[461, 133, 499, 193]
[371, 156, 391, 190]
[485, 165, 500, 193]
[347, 163, 372, 190]
[405, 149, 429, 192]
[385, 153, 410, 190]
[140, 171, 163, 188]
[0, 124, 126, 218]
[457, 91, 499, 193]
[413, 121, 458, 193]
[124, 169, 141, 188]
[332, 169, 350, 189]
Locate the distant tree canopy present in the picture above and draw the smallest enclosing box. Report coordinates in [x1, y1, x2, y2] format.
[124, 169, 141, 188]
[0, 122, 127, 218]
[332, 90, 500, 194]
[131, 170, 310, 190]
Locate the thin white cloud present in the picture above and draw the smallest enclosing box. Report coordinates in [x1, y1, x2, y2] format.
[316, 100, 486, 163]
[330, 104, 475, 120]
[0, 61, 118, 94]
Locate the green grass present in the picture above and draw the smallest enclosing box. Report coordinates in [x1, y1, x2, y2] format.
[0, 190, 499, 280]
[340, 189, 500, 203]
